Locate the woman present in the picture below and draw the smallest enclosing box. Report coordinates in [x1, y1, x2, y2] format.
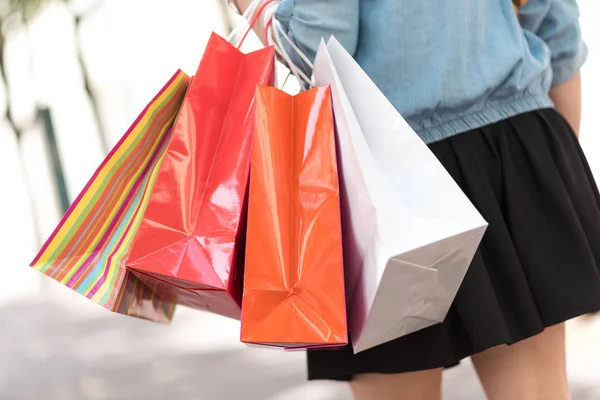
[230, 0, 600, 398]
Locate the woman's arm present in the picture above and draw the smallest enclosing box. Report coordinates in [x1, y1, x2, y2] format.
[549, 72, 581, 137]
[518, 0, 586, 137]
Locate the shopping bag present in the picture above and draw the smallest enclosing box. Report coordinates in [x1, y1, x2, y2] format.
[30, 70, 191, 322]
[126, 33, 275, 320]
[312, 38, 488, 353]
[240, 86, 347, 348]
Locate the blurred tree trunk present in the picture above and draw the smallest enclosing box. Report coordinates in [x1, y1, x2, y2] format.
[0, 26, 22, 141]
[70, 5, 110, 155]
[0, 18, 44, 246]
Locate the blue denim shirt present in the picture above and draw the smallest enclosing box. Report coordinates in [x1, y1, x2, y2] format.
[274, 0, 587, 143]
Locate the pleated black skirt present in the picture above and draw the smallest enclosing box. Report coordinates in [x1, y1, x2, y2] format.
[307, 108, 600, 381]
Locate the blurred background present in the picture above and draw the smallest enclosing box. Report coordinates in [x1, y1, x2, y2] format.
[0, 0, 599, 399]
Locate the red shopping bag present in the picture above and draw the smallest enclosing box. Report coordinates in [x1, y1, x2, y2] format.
[240, 86, 347, 348]
[126, 33, 275, 319]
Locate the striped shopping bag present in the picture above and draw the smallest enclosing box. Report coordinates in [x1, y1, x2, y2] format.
[30, 71, 191, 322]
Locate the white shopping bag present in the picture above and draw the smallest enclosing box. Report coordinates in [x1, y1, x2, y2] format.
[312, 38, 488, 353]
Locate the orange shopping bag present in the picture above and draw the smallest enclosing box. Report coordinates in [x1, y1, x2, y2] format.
[240, 86, 347, 349]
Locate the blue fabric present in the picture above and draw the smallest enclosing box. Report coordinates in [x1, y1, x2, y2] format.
[274, 0, 587, 144]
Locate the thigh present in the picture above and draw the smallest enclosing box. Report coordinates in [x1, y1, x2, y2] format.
[350, 368, 443, 400]
[471, 323, 570, 400]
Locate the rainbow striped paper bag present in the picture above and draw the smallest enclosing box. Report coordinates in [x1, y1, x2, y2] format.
[30, 71, 191, 322]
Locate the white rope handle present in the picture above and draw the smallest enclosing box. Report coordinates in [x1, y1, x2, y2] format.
[226, 0, 264, 45]
[225, 0, 314, 89]
[274, 20, 313, 70]
[264, 10, 308, 85]
[264, 4, 313, 88]
[270, 21, 311, 86]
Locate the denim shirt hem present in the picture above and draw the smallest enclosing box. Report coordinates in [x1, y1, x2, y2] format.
[415, 91, 554, 144]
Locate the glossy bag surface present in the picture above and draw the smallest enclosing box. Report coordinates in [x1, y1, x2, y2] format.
[313, 38, 488, 353]
[30, 71, 190, 322]
[240, 86, 347, 348]
[126, 33, 275, 320]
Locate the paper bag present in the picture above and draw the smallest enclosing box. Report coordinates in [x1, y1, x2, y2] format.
[240, 86, 347, 348]
[126, 33, 275, 320]
[313, 38, 488, 353]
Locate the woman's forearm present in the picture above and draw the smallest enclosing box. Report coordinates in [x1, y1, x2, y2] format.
[549, 73, 582, 138]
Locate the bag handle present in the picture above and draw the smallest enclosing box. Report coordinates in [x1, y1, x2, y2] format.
[226, 0, 273, 47]
[236, 0, 277, 49]
[263, 4, 313, 87]
[227, 0, 312, 89]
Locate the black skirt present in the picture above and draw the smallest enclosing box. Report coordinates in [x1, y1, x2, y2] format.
[307, 108, 600, 381]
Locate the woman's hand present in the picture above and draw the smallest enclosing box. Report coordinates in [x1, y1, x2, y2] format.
[549, 72, 582, 138]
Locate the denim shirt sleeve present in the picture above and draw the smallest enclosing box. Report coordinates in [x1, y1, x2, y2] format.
[519, 0, 587, 86]
[274, 0, 359, 78]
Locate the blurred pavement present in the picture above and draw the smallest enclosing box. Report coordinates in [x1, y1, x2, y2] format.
[1, 294, 600, 399]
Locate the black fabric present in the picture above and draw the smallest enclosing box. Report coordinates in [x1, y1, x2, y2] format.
[307, 108, 600, 381]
